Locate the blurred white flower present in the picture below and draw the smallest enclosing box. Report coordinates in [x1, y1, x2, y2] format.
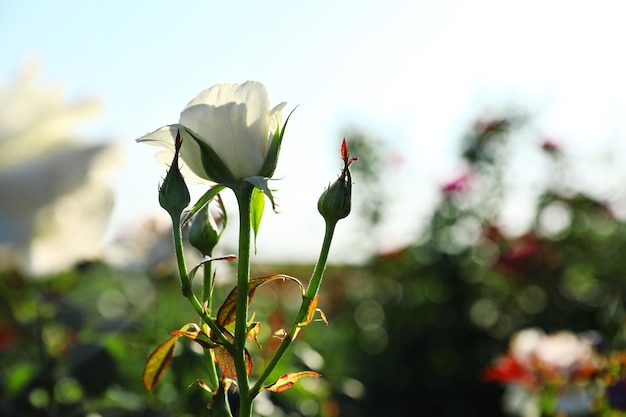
[510, 327, 544, 364]
[486, 328, 598, 416]
[0, 64, 119, 277]
[534, 331, 593, 370]
[510, 328, 594, 370]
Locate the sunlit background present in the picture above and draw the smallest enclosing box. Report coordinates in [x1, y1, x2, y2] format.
[3, 0, 626, 264]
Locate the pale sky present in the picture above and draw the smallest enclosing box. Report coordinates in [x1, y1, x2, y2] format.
[2, 0, 626, 263]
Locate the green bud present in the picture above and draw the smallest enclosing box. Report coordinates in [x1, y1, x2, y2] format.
[159, 131, 190, 219]
[189, 202, 223, 256]
[318, 177, 351, 222]
[317, 139, 356, 223]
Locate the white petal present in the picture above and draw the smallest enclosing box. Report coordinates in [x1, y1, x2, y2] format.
[180, 82, 271, 179]
[266, 102, 288, 153]
[136, 125, 178, 152]
[137, 124, 212, 183]
[184, 81, 268, 109]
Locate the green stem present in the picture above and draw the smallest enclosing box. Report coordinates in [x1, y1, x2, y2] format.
[251, 219, 337, 397]
[202, 253, 214, 313]
[203, 261, 220, 392]
[171, 215, 232, 349]
[171, 215, 191, 297]
[233, 183, 254, 417]
[305, 220, 337, 300]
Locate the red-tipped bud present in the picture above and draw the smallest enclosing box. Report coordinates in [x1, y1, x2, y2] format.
[318, 139, 356, 223]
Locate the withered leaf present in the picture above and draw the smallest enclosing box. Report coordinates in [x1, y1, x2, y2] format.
[214, 345, 253, 378]
[298, 295, 328, 327]
[247, 321, 262, 348]
[169, 328, 219, 349]
[265, 371, 321, 393]
[217, 274, 304, 327]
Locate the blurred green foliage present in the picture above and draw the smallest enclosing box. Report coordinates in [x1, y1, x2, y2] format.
[310, 114, 626, 416]
[3, 113, 626, 416]
[0, 261, 207, 417]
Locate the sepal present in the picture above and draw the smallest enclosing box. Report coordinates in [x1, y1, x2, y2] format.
[158, 131, 190, 219]
[259, 105, 294, 178]
[182, 126, 239, 187]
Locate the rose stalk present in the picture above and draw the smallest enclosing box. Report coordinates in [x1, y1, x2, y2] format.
[138, 81, 353, 416]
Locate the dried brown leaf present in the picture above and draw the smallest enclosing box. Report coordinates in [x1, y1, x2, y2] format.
[298, 296, 318, 327]
[169, 328, 218, 349]
[247, 321, 262, 348]
[217, 274, 304, 327]
[265, 371, 321, 393]
[298, 296, 328, 328]
[273, 328, 287, 340]
[214, 345, 253, 378]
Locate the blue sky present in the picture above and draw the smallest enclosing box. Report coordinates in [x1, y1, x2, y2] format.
[3, 0, 626, 262]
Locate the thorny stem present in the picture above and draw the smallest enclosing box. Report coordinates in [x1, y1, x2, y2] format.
[202, 254, 214, 310]
[202, 261, 220, 392]
[171, 181, 256, 416]
[171, 215, 232, 349]
[251, 218, 337, 397]
[232, 182, 255, 417]
[171, 177, 341, 414]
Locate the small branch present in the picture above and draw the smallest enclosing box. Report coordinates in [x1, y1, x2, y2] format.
[171, 215, 232, 349]
[251, 219, 337, 397]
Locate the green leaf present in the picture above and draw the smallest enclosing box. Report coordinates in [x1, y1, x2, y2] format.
[251, 187, 265, 252]
[142, 335, 178, 392]
[264, 371, 321, 393]
[216, 274, 304, 327]
[243, 176, 277, 211]
[182, 184, 226, 225]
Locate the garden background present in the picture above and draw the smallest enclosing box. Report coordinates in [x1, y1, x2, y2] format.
[2, 1, 626, 416]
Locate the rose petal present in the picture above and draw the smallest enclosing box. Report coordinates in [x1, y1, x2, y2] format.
[138, 125, 212, 183]
[180, 82, 270, 179]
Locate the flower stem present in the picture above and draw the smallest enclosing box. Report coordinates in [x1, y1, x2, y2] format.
[233, 182, 255, 417]
[203, 255, 214, 310]
[251, 219, 337, 397]
[202, 262, 220, 392]
[305, 219, 337, 300]
[170, 215, 232, 348]
[171, 214, 191, 297]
